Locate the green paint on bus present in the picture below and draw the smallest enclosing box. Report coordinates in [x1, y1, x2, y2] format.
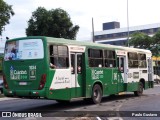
[2, 36, 154, 104]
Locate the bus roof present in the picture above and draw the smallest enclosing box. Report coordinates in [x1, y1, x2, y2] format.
[7, 36, 152, 55]
[46, 37, 152, 55]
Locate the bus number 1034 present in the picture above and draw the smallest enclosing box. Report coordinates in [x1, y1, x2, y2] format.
[29, 66, 36, 70]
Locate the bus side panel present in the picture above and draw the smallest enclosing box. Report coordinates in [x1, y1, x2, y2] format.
[148, 81, 154, 88]
[144, 81, 154, 89]
[85, 68, 122, 97]
[117, 71, 125, 92]
[84, 68, 91, 98]
[47, 69, 71, 100]
[103, 69, 118, 95]
[125, 82, 139, 92]
[144, 81, 149, 89]
[48, 89, 71, 100]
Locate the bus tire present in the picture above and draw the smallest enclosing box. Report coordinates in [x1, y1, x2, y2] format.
[134, 82, 143, 96]
[92, 84, 102, 104]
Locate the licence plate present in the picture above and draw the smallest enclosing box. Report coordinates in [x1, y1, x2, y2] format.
[19, 82, 27, 85]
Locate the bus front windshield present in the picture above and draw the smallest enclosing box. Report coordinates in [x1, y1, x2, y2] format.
[4, 39, 44, 61]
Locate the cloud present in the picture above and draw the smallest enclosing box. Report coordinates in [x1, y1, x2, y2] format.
[2, 0, 160, 41]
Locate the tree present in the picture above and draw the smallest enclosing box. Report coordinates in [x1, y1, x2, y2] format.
[128, 32, 152, 49]
[128, 30, 160, 56]
[0, 0, 14, 35]
[151, 30, 160, 56]
[26, 7, 80, 40]
[153, 30, 160, 44]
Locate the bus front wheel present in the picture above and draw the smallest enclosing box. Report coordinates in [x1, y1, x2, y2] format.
[134, 82, 143, 96]
[92, 84, 102, 104]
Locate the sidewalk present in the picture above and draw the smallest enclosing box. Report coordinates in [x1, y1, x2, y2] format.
[0, 97, 19, 101]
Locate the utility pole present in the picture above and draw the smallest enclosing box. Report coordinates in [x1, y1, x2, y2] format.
[127, 0, 130, 47]
[92, 17, 95, 43]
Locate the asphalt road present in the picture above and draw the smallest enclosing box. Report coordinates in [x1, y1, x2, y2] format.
[0, 84, 160, 120]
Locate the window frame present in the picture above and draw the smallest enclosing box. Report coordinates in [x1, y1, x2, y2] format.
[88, 48, 116, 68]
[104, 50, 116, 68]
[138, 53, 147, 68]
[128, 52, 138, 68]
[88, 48, 103, 67]
[49, 45, 69, 69]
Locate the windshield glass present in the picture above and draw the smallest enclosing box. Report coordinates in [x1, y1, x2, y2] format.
[4, 39, 44, 61]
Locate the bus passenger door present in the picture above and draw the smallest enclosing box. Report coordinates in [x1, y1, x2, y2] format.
[71, 53, 84, 98]
[117, 56, 127, 92]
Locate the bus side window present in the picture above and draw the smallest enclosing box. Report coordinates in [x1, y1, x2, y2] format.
[117, 57, 124, 72]
[50, 57, 56, 69]
[104, 50, 116, 68]
[120, 58, 124, 72]
[49, 45, 69, 69]
[49, 45, 55, 68]
[88, 49, 103, 67]
[105, 60, 109, 67]
[77, 55, 82, 74]
[71, 54, 75, 74]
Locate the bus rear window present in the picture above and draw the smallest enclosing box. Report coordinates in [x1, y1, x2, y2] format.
[4, 39, 44, 61]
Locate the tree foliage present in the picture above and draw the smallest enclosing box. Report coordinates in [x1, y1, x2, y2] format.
[128, 32, 152, 49]
[128, 30, 160, 56]
[26, 7, 80, 40]
[0, 0, 14, 35]
[151, 30, 160, 56]
[153, 30, 160, 44]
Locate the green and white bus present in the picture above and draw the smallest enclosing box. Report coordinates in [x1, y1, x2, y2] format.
[0, 54, 3, 74]
[3, 36, 153, 104]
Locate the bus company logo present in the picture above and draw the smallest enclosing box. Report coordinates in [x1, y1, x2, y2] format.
[91, 70, 104, 80]
[10, 66, 14, 75]
[10, 66, 13, 70]
[10, 66, 27, 80]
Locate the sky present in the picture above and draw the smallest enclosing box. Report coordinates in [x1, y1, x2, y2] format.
[1, 0, 160, 43]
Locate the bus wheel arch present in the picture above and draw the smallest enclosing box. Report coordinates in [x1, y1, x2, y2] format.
[140, 79, 145, 89]
[134, 79, 144, 96]
[91, 82, 103, 104]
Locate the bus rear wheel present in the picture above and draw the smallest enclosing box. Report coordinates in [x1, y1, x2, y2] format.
[134, 82, 143, 96]
[92, 84, 102, 104]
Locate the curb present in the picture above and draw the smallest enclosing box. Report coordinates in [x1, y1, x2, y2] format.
[0, 97, 19, 101]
